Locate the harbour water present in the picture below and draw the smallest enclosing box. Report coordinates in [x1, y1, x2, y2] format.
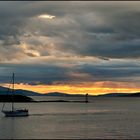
[0, 96, 140, 139]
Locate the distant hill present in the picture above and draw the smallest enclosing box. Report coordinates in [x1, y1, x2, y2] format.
[0, 94, 34, 102]
[44, 92, 140, 97]
[0, 86, 41, 96]
[97, 93, 126, 97]
[0, 86, 140, 97]
[97, 92, 140, 97]
[0, 86, 9, 94]
[0, 87, 85, 97]
[14, 89, 42, 96]
[44, 92, 70, 96]
[44, 92, 85, 97]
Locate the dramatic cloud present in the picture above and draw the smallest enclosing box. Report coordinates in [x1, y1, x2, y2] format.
[0, 1, 140, 90]
[0, 58, 140, 85]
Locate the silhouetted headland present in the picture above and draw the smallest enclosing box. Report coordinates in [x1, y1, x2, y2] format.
[37, 100, 88, 103]
[0, 86, 140, 103]
[0, 94, 89, 103]
[0, 94, 34, 102]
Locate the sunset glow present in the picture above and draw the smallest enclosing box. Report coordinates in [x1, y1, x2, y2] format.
[0, 1, 140, 96]
[1, 81, 140, 95]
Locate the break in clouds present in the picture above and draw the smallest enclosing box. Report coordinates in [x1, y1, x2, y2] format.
[0, 1, 140, 84]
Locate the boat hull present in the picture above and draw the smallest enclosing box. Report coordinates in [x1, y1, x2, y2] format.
[2, 109, 29, 117]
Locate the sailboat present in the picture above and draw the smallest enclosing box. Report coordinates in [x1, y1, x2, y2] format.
[2, 73, 29, 117]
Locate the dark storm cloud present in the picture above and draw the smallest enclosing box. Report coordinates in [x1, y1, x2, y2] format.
[0, 63, 71, 84]
[0, 59, 140, 84]
[0, 1, 140, 84]
[0, 1, 140, 60]
[78, 40, 140, 59]
[76, 62, 140, 82]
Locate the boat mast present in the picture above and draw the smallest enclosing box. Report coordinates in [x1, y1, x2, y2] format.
[12, 73, 14, 111]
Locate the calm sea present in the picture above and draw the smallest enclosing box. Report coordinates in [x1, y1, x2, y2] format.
[0, 96, 140, 139]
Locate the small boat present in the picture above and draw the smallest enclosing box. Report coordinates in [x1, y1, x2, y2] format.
[2, 73, 29, 117]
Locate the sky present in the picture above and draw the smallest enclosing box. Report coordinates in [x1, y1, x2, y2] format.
[0, 1, 140, 95]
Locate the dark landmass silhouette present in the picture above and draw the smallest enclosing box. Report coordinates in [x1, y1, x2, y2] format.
[0, 94, 34, 102]
[96, 92, 140, 97]
[41, 92, 140, 97]
[0, 86, 41, 96]
[0, 86, 140, 97]
[44, 92, 85, 97]
[0, 86, 140, 102]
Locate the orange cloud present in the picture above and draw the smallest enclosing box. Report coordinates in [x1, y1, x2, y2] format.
[1, 81, 140, 95]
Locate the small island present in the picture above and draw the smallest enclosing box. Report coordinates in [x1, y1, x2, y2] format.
[0, 94, 34, 102]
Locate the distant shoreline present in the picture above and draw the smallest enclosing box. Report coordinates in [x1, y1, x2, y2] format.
[0, 86, 140, 98]
[0, 94, 140, 103]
